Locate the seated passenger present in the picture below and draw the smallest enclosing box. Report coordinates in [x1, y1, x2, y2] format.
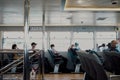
[74, 42, 81, 52]
[98, 43, 106, 52]
[8, 44, 19, 61]
[30, 42, 52, 73]
[30, 42, 40, 73]
[104, 40, 120, 52]
[30, 42, 38, 52]
[49, 44, 68, 71]
[30, 42, 40, 56]
[68, 44, 78, 56]
[8, 44, 19, 73]
[30, 42, 39, 61]
[31, 42, 36, 50]
[50, 44, 59, 55]
[68, 44, 80, 64]
[116, 38, 120, 52]
[12, 44, 20, 59]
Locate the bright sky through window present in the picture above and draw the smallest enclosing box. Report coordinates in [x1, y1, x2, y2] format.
[3, 31, 116, 51]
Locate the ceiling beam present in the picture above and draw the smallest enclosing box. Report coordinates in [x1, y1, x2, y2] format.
[65, 0, 120, 11]
[64, 7, 120, 11]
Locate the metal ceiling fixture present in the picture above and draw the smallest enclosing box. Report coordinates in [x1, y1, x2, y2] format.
[111, 0, 118, 4]
[97, 17, 107, 20]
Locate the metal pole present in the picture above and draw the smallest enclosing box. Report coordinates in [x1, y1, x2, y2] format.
[24, 0, 30, 80]
[41, 0, 46, 79]
[0, 75, 3, 80]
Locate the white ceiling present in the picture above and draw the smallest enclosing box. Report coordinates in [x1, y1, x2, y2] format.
[65, 0, 120, 8]
[0, 0, 120, 26]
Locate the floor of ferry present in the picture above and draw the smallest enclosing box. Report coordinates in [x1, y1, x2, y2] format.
[3, 73, 84, 80]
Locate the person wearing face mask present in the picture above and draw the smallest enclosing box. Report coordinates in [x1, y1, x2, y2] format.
[104, 40, 120, 52]
[110, 40, 120, 52]
[74, 42, 81, 52]
[50, 44, 58, 55]
[49, 44, 68, 72]
[68, 44, 78, 56]
[116, 38, 120, 52]
[68, 44, 80, 64]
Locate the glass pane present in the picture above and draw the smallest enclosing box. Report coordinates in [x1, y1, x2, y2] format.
[50, 32, 70, 51]
[3, 31, 24, 49]
[4, 31, 24, 38]
[3, 31, 47, 50]
[96, 32, 116, 46]
[73, 32, 93, 50]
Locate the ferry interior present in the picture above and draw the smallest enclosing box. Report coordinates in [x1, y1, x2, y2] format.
[0, 0, 120, 80]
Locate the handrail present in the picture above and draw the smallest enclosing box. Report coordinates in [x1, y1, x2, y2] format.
[0, 49, 40, 54]
[0, 51, 40, 75]
[0, 49, 24, 54]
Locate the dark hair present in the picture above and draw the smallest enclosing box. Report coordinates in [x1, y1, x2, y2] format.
[31, 42, 37, 46]
[107, 43, 111, 49]
[102, 43, 105, 47]
[50, 44, 55, 48]
[12, 44, 17, 49]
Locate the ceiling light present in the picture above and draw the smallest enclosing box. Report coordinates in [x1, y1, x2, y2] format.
[77, 0, 83, 4]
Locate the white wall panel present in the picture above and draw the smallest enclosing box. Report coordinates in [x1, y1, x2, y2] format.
[96, 12, 117, 26]
[72, 12, 94, 25]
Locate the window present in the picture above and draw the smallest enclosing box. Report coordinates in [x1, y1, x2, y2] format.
[96, 32, 116, 46]
[50, 32, 70, 51]
[73, 32, 93, 50]
[3, 32, 24, 49]
[3, 31, 47, 50]
[29, 32, 47, 50]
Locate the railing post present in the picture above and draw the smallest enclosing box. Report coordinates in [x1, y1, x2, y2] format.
[41, 0, 46, 79]
[24, 0, 30, 80]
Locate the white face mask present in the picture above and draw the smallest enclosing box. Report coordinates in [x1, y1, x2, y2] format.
[52, 47, 55, 49]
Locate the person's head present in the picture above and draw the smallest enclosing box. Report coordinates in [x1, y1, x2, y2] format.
[75, 42, 79, 47]
[111, 40, 118, 48]
[31, 42, 37, 49]
[102, 43, 105, 47]
[50, 44, 55, 49]
[107, 43, 111, 49]
[71, 44, 74, 48]
[69, 44, 74, 49]
[12, 44, 17, 49]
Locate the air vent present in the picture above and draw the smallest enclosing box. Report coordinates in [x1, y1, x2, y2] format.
[97, 17, 107, 20]
[111, 0, 118, 5]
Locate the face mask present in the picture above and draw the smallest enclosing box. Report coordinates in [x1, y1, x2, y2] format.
[52, 47, 55, 49]
[116, 44, 119, 48]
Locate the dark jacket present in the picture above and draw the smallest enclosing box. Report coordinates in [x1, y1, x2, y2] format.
[78, 53, 108, 80]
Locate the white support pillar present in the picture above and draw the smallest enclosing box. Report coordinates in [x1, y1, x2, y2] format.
[116, 12, 120, 39]
[118, 31, 120, 39]
[93, 12, 97, 51]
[70, 31, 73, 45]
[47, 31, 50, 49]
[0, 31, 3, 49]
[93, 31, 97, 51]
[116, 26, 120, 39]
